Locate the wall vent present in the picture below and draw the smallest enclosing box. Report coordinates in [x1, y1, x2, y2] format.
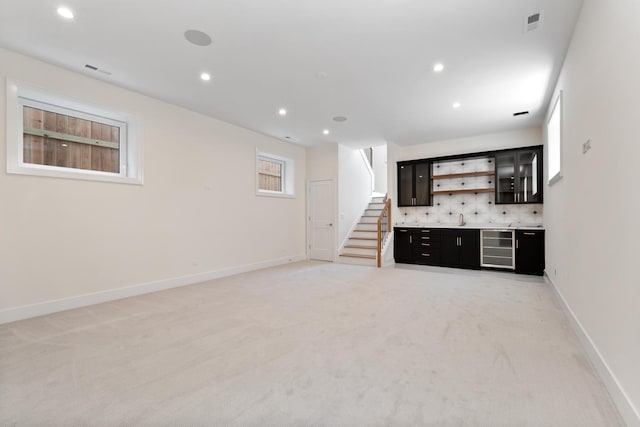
[513, 111, 530, 117]
[525, 11, 544, 32]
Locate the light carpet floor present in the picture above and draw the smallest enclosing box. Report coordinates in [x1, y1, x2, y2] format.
[0, 261, 624, 426]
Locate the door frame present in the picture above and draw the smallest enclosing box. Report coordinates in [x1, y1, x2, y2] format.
[307, 179, 337, 262]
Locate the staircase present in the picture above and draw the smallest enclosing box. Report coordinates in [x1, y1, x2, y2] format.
[339, 195, 387, 267]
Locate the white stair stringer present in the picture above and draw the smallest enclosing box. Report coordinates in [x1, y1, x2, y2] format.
[338, 196, 387, 267]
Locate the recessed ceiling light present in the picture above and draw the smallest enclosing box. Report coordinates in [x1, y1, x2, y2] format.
[278, 108, 287, 116]
[433, 63, 444, 73]
[323, 129, 330, 135]
[200, 72, 211, 81]
[453, 102, 461, 109]
[57, 6, 74, 19]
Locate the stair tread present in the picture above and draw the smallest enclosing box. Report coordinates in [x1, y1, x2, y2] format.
[340, 253, 377, 259]
[344, 244, 377, 249]
[349, 237, 377, 240]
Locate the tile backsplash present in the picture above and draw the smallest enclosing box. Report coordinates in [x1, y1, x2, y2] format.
[397, 156, 543, 226]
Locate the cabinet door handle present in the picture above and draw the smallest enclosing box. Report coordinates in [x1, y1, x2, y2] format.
[409, 236, 413, 244]
[523, 232, 536, 236]
[516, 239, 519, 249]
[422, 243, 430, 247]
[460, 237, 463, 246]
[421, 253, 430, 257]
[399, 230, 408, 232]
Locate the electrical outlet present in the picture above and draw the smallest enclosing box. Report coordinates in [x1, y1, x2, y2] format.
[582, 139, 592, 154]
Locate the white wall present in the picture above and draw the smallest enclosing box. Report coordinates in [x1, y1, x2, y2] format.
[543, 1, 640, 424]
[399, 127, 542, 161]
[372, 145, 387, 194]
[0, 48, 307, 321]
[306, 143, 338, 182]
[338, 145, 373, 246]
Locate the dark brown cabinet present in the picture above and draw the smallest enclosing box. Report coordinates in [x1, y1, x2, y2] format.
[515, 230, 545, 275]
[495, 147, 543, 204]
[394, 228, 415, 263]
[394, 227, 478, 269]
[440, 229, 480, 269]
[394, 228, 441, 265]
[395, 227, 543, 275]
[397, 160, 431, 207]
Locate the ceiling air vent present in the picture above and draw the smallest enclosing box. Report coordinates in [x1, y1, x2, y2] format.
[525, 11, 544, 32]
[85, 63, 112, 75]
[513, 111, 530, 117]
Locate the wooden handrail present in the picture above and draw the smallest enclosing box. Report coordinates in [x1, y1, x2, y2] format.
[376, 193, 391, 268]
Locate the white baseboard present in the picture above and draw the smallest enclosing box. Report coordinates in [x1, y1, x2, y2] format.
[545, 272, 639, 427]
[0, 255, 307, 325]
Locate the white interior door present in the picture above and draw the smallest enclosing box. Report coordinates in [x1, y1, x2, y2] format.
[308, 179, 335, 261]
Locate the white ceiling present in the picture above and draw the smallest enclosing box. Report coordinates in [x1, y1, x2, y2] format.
[0, 0, 583, 148]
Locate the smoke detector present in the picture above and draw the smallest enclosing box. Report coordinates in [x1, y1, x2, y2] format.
[525, 11, 544, 32]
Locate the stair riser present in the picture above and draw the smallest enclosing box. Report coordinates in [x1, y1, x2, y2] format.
[342, 248, 377, 256]
[356, 223, 378, 229]
[360, 217, 379, 224]
[351, 232, 378, 239]
[338, 256, 377, 267]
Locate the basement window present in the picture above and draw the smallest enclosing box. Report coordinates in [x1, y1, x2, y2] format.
[6, 80, 143, 184]
[256, 150, 295, 197]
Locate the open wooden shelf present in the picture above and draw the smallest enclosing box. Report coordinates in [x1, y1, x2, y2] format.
[432, 188, 494, 195]
[431, 171, 495, 179]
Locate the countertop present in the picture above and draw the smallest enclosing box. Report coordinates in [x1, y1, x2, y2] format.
[394, 223, 544, 230]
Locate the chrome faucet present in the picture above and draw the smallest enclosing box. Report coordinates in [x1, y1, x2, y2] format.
[459, 213, 465, 226]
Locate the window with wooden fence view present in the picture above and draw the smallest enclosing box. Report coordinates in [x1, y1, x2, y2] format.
[22, 105, 121, 173]
[258, 157, 283, 192]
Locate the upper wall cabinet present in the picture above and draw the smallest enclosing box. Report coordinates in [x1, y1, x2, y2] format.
[398, 160, 431, 206]
[495, 147, 543, 204]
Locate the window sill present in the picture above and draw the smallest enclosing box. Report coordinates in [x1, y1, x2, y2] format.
[8, 163, 143, 185]
[256, 190, 295, 199]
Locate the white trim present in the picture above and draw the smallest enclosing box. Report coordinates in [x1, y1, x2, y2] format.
[255, 148, 295, 197]
[5, 78, 143, 185]
[359, 148, 375, 194]
[546, 91, 562, 185]
[0, 255, 306, 325]
[545, 273, 640, 427]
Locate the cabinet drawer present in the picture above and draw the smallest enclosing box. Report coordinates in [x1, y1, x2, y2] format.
[416, 234, 440, 242]
[415, 240, 440, 248]
[415, 250, 440, 265]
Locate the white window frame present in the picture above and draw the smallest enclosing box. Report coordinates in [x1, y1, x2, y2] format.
[256, 149, 295, 198]
[6, 79, 143, 185]
[547, 91, 562, 185]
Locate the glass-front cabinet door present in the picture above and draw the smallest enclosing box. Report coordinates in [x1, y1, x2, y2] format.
[414, 161, 431, 206]
[517, 150, 542, 203]
[398, 163, 414, 206]
[495, 153, 516, 204]
[397, 160, 432, 207]
[495, 147, 543, 204]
